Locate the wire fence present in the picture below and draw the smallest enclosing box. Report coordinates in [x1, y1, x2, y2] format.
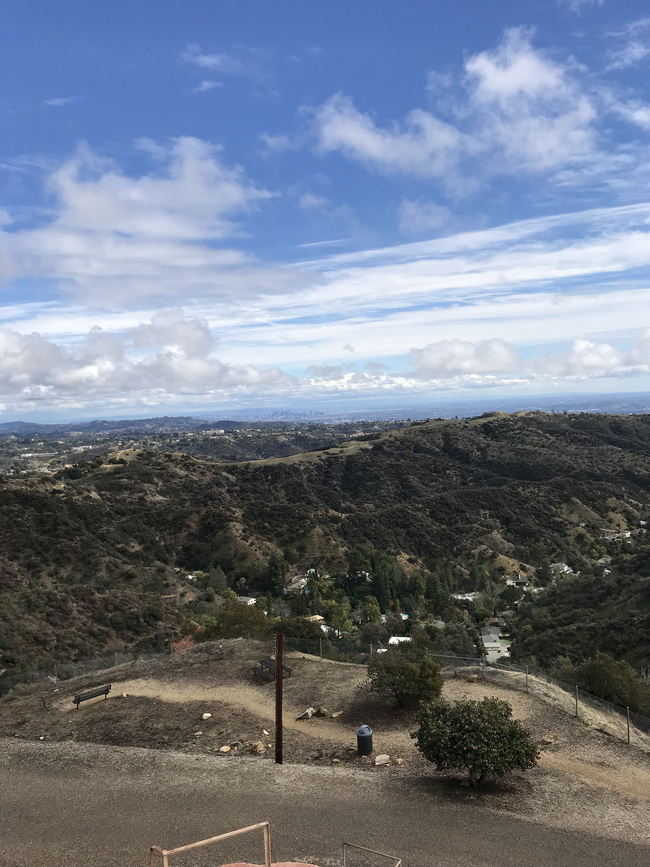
[426, 653, 650, 744]
[2, 635, 649, 749]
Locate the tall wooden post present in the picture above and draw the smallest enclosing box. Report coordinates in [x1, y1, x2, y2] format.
[275, 629, 284, 765]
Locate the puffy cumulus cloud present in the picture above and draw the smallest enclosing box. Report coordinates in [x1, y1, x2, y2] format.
[131, 309, 213, 359]
[0, 138, 296, 306]
[46, 137, 269, 241]
[410, 338, 521, 378]
[312, 28, 600, 193]
[546, 339, 624, 377]
[407, 331, 650, 385]
[0, 311, 291, 406]
[314, 93, 468, 189]
[465, 28, 596, 173]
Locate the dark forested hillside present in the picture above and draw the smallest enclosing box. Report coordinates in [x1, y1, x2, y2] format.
[1, 411, 650, 674]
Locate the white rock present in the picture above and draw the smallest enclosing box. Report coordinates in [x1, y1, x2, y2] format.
[219, 745, 231, 753]
[374, 754, 390, 766]
[194, 731, 203, 737]
[296, 706, 315, 720]
[262, 729, 269, 736]
[201, 712, 212, 721]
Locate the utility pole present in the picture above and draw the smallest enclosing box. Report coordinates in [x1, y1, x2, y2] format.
[275, 629, 284, 765]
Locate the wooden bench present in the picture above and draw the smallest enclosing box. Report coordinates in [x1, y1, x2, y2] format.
[255, 657, 293, 679]
[73, 684, 111, 708]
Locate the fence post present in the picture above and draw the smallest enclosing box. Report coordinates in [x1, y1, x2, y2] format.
[575, 685, 579, 719]
[525, 665, 529, 693]
[319, 637, 323, 661]
[626, 706, 631, 745]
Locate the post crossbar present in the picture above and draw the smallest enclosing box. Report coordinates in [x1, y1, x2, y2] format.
[149, 821, 272, 867]
[343, 841, 402, 866]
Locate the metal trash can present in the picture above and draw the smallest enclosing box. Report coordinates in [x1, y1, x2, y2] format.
[356, 724, 373, 756]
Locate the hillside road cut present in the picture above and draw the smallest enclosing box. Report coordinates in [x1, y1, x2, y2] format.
[0, 738, 648, 866]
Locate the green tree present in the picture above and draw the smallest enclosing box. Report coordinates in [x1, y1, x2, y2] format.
[360, 595, 382, 623]
[413, 697, 539, 785]
[368, 651, 443, 708]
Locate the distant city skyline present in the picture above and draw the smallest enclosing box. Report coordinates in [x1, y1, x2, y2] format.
[2, 1, 650, 419]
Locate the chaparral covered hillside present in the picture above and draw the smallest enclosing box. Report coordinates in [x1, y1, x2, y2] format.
[1, 412, 650, 675]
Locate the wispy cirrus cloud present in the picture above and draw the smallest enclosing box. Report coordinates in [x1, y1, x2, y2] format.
[606, 18, 650, 70]
[192, 80, 222, 94]
[43, 96, 83, 108]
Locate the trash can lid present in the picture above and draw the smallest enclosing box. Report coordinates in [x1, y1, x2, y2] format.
[356, 724, 373, 736]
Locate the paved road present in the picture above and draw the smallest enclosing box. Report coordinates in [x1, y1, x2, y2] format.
[0, 739, 647, 867]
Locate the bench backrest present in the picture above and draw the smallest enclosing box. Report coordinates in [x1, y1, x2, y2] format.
[73, 684, 111, 704]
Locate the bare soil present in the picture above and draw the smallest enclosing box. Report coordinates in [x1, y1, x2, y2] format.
[1, 639, 649, 846]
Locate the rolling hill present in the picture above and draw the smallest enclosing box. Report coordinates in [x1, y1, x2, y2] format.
[1, 411, 650, 674]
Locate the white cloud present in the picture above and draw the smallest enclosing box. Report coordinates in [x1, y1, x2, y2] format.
[193, 80, 222, 93]
[557, 0, 604, 14]
[312, 29, 598, 192]
[181, 44, 245, 75]
[411, 338, 520, 377]
[0, 310, 291, 405]
[398, 199, 451, 234]
[0, 137, 288, 306]
[259, 132, 294, 153]
[607, 19, 650, 70]
[314, 92, 467, 189]
[43, 96, 82, 107]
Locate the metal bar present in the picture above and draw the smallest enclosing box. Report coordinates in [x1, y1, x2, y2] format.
[343, 841, 402, 865]
[275, 629, 284, 765]
[161, 822, 271, 855]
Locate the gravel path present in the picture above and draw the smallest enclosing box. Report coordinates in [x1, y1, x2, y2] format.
[1, 738, 649, 867]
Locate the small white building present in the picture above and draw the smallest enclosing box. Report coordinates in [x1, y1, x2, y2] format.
[388, 636, 412, 646]
[451, 592, 480, 603]
[236, 596, 257, 606]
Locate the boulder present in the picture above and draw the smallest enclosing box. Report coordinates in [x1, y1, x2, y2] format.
[374, 754, 390, 766]
[201, 712, 213, 721]
[194, 731, 203, 737]
[296, 707, 315, 720]
[250, 741, 266, 754]
[467, 674, 480, 683]
[219, 745, 231, 753]
[314, 706, 331, 718]
[331, 711, 344, 719]
[542, 733, 559, 745]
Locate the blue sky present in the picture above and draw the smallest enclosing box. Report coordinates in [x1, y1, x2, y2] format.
[1, 0, 650, 419]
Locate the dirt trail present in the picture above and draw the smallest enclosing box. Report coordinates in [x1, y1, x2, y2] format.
[540, 752, 650, 801]
[76, 678, 414, 751]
